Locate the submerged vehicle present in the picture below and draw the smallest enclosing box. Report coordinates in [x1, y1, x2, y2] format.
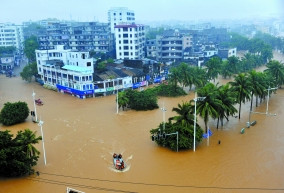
[113, 153, 125, 170]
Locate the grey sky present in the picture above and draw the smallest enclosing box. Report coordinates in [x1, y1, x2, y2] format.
[1, 0, 283, 24]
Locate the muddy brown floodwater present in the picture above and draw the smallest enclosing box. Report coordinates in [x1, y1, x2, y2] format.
[1, 52, 284, 193]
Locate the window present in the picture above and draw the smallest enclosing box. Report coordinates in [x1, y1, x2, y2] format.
[38, 60, 40, 64]
[87, 62, 91, 66]
[123, 34, 128, 38]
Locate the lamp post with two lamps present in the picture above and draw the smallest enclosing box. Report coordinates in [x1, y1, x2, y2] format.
[151, 102, 179, 152]
[193, 92, 206, 152]
[247, 86, 277, 128]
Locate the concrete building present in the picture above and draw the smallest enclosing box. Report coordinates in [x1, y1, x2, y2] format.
[156, 29, 192, 62]
[218, 48, 237, 60]
[37, 22, 113, 54]
[145, 39, 157, 59]
[108, 7, 135, 34]
[114, 24, 145, 60]
[36, 45, 95, 98]
[0, 23, 24, 52]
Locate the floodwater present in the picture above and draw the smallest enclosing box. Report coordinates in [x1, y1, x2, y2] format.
[1, 53, 284, 193]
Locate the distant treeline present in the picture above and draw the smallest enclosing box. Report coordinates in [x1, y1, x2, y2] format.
[221, 32, 284, 53]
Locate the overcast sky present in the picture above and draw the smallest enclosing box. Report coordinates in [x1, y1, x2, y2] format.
[1, 0, 283, 24]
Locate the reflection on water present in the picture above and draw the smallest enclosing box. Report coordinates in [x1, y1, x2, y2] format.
[1, 59, 284, 192]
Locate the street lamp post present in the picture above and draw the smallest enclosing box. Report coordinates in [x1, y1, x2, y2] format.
[193, 92, 206, 152]
[116, 90, 119, 114]
[247, 86, 277, 127]
[38, 118, 47, 165]
[32, 90, 38, 122]
[161, 102, 167, 132]
[266, 86, 277, 115]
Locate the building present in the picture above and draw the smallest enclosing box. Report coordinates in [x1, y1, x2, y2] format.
[36, 45, 95, 99]
[156, 29, 192, 62]
[0, 23, 24, 52]
[37, 22, 113, 54]
[108, 7, 135, 34]
[145, 39, 157, 59]
[218, 48, 237, 60]
[114, 24, 145, 60]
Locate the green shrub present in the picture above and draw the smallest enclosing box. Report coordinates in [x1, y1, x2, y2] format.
[0, 102, 29, 126]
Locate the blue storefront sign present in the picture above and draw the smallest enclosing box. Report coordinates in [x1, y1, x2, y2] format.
[132, 82, 141, 89]
[56, 84, 94, 96]
[154, 77, 161, 83]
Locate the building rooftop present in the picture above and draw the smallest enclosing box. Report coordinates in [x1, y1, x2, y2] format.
[114, 24, 144, 28]
[62, 65, 92, 73]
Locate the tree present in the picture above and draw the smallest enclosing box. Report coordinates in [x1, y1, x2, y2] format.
[20, 62, 38, 82]
[229, 73, 252, 119]
[216, 84, 237, 128]
[169, 101, 195, 126]
[220, 60, 233, 79]
[117, 91, 129, 110]
[0, 129, 41, 177]
[227, 56, 239, 74]
[194, 83, 222, 132]
[0, 102, 30, 126]
[14, 129, 42, 158]
[168, 67, 181, 91]
[125, 89, 158, 111]
[248, 70, 266, 110]
[264, 60, 284, 88]
[24, 36, 39, 62]
[96, 60, 107, 73]
[204, 57, 221, 82]
[150, 102, 203, 151]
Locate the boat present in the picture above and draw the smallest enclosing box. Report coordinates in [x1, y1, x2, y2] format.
[113, 153, 125, 170]
[35, 99, 43, 105]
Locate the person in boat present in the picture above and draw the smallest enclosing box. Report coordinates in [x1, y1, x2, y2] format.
[118, 154, 124, 170]
[113, 153, 118, 166]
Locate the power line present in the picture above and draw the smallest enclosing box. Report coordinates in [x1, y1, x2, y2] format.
[39, 172, 284, 191]
[26, 177, 137, 193]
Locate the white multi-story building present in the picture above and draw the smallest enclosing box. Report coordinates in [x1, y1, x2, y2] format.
[115, 24, 145, 60]
[0, 23, 24, 52]
[36, 45, 94, 98]
[108, 7, 135, 34]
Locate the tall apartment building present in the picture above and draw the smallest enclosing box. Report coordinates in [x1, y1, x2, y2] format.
[108, 7, 135, 34]
[37, 22, 113, 54]
[156, 30, 192, 62]
[114, 24, 145, 60]
[36, 45, 94, 98]
[0, 23, 24, 52]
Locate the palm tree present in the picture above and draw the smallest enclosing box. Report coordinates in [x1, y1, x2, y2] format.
[168, 67, 181, 91]
[169, 101, 195, 126]
[220, 60, 233, 79]
[248, 70, 266, 110]
[194, 83, 222, 133]
[227, 56, 239, 74]
[216, 84, 238, 129]
[118, 91, 129, 110]
[177, 62, 190, 88]
[204, 57, 221, 82]
[264, 60, 284, 88]
[14, 129, 42, 158]
[229, 73, 252, 119]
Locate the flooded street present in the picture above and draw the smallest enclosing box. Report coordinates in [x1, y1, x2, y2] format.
[1, 54, 284, 192]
